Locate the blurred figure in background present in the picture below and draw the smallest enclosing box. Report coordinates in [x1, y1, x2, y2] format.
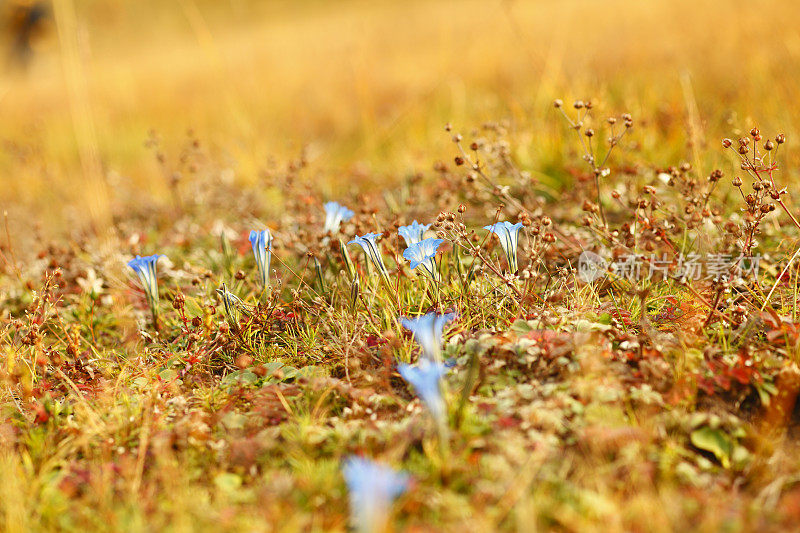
[4, 0, 49, 69]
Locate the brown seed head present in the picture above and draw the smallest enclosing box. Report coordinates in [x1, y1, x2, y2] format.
[172, 291, 185, 310]
[235, 355, 253, 369]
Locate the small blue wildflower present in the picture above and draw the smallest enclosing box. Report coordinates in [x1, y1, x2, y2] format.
[127, 254, 164, 320]
[348, 232, 391, 285]
[342, 456, 409, 533]
[398, 359, 448, 425]
[401, 311, 456, 363]
[402, 237, 445, 282]
[484, 221, 525, 273]
[323, 202, 354, 234]
[249, 229, 273, 290]
[398, 220, 431, 247]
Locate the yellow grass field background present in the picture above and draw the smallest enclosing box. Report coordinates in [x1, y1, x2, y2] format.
[3, 0, 800, 236]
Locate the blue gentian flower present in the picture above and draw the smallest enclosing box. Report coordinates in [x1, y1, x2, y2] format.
[128, 254, 164, 320]
[323, 202, 355, 234]
[401, 311, 456, 363]
[342, 456, 409, 533]
[398, 220, 431, 247]
[249, 229, 273, 290]
[348, 232, 391, 285]
[402, 237, 445, 282]
[398, 359, 448, 425]
[484, 221, 525, 273]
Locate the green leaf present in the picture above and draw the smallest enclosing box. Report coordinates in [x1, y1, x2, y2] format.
[510, 319, 534, 334]
[159, 368, 177, 382]
[574, 319, 611, 332]
[756, 380, 778, 407]
[690, 426, 732, 468]
[221, 369, 258, 387]
[294, 365, 322, 379]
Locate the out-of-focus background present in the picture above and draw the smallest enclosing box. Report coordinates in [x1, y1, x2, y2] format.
[3, 0, 800, 236]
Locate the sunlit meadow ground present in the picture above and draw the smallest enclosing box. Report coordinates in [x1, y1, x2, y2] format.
[4, 0, 800, 531]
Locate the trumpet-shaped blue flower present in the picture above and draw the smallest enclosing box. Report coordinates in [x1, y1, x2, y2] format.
[128, 254, 164, 319]
[342, 456, 409, 533]
[484, 221, 525, 273]
[323, 202, 354, 234]
[398, 220, 431, 247]
[398, 359, 448, 424]
[348, 232, 391, 285]
[403, 237, 445, 282]
[401, 311, 456, 362]
[249, 229, 273, 290]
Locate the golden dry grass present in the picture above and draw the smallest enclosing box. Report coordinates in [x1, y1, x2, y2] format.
[3, 0, 800, 237]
